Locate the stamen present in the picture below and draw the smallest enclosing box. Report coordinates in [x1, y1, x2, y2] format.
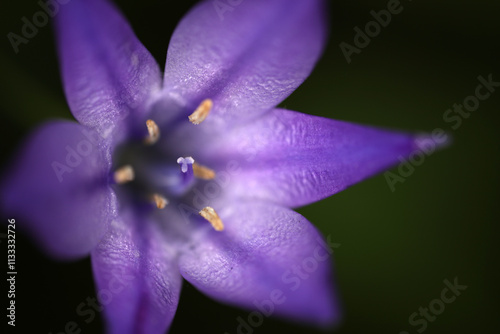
[113, 165, 134, 184]
[192, 163, 216, 180]
[188, 99, 213, 125]
[144, 119, 160, 145]
[199, 207, 224, 231]
[152, 193, 169, 209]
[177, 156, 195, 173]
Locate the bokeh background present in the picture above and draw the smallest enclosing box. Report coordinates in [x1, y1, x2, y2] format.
[1, 0, 498, 333]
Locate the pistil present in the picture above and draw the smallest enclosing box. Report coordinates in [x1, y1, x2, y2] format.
[177, 156, 195, 173]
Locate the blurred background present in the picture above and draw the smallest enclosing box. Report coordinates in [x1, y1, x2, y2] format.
[0, 0, 498, 333]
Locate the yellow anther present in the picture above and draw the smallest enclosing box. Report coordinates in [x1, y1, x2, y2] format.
[144, 119, 160, 145]
[113, 165, 135, 184]
[152, 193, 168, 209]
[199, 207, 224, 231]
[192, 163, 216, 180]
[188, 99, 213, 125]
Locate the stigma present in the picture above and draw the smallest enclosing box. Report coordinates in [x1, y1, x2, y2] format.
[177, 156, 195, 173]
[144, 119, 160, 145]
[199, 206, 224, 231]
[188, 99, 213, 125]
[113, 165, 135, 184]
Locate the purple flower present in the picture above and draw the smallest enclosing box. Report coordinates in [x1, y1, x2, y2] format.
[1, 0, 442, 333]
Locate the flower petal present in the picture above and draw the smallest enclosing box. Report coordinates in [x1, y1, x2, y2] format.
[55, 0, 161, 138]
[1, 121, 115, 258]
[91, 209, 182, 334]
[178, 202, 341, 326]
[190, 109, 446, 207]
[162, 0, 327, 126]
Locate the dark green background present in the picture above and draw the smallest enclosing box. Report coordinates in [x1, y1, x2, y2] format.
[1, 0, 498, 333]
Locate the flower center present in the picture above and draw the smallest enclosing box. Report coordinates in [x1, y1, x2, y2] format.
[112, 99, 224, 231]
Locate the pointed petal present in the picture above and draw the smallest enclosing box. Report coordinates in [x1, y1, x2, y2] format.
[178, 202, 341, 325]
[1, 121, 115, 258]
[91, 210, 182, 334]
[55, 0, 161, 138]
[162, 0, 327, 126]
[192, 109, 446, 207]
